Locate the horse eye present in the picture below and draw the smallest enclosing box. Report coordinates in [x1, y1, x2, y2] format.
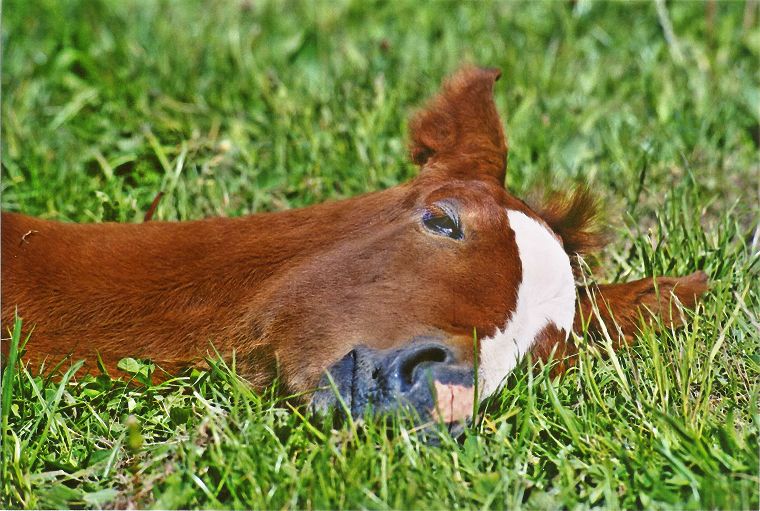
[422, 209, 464, 240]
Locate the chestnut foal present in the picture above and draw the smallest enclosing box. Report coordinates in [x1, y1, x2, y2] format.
[1, 67, 707, 424]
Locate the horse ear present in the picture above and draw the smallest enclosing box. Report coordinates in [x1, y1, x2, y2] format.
[409, 66, 508, 184]
[575, 271, 709, 342]
[530, 271, 709, 374]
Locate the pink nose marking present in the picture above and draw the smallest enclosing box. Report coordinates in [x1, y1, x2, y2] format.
[431, 381, 475, 423]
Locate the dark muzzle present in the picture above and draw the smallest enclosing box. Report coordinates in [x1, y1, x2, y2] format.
[310, 338, 476, 426]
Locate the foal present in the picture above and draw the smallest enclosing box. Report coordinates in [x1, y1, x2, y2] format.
[1, 66, 707, 423]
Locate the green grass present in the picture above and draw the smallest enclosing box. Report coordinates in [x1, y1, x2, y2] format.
[2, 0, 759, 508]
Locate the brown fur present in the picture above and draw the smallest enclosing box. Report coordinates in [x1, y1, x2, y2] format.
[1, 66, 708, 395]
[409, 66, 507, 182]
[532, 187, 608, 266]
[531, 271, 709, 372]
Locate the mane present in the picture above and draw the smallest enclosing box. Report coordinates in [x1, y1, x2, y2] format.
[530, 187, 608, 270]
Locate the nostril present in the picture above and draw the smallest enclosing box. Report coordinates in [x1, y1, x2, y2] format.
[399, 344, 451, 387]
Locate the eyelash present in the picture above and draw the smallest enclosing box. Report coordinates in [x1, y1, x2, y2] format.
[422, 205, 464, 240]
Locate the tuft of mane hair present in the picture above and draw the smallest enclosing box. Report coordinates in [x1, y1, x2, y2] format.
[531, 187, 608, 271]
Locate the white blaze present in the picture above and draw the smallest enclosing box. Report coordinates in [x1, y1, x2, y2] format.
[478, 210, 576, 398]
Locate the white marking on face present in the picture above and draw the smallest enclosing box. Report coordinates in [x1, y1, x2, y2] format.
[478, 210, 576, 398]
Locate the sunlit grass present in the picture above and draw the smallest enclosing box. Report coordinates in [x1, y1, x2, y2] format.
[2, 0, 758, 508]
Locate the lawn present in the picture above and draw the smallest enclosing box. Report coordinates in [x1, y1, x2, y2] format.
[2, 0, 759, 508]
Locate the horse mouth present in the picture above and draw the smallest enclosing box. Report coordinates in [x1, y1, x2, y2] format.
[309, 347, 357, 414]
[309, 340, 475, 427]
